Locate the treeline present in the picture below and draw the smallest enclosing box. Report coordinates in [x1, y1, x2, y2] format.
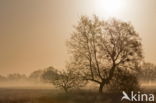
[138, 62, 156, 82]
[0, 62, 155, 91]
[0, 69, 44, 83]
[0, 66, 138, 92]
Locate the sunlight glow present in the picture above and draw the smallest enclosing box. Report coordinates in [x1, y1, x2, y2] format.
[94, 0, 125, 17]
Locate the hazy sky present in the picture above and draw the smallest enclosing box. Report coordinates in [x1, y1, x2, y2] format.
[0, 0, 156, 75]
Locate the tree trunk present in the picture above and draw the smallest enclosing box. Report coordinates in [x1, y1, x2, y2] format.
[99, 82, 105, 93]
[63, 87, 68, 93]
[98, 65, 116, 94]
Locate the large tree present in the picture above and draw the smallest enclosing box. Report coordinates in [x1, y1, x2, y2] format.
[67, 16, 143, 93]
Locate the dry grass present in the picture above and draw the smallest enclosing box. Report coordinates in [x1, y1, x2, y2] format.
[0, 87, 155, 103]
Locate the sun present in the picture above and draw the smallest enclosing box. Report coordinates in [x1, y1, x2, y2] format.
[94, 0, 125, 16]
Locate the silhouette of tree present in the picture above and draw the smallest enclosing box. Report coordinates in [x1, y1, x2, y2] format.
[42, 66, 58, 83]
[0, 75, 6, 82]
[67, 16, 143, 93]
[138, 62, 156, 84]
[29, 70, 43, 82]
[42, 66, 86, 93]
[7, 73, 27, 81]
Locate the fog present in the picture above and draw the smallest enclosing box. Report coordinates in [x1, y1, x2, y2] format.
[0, 80, 53, 89]
[0, 79, 155, 89]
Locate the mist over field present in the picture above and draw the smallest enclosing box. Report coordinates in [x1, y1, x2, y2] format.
[0, 78, 156, 89]
[0, 80, 156, 103]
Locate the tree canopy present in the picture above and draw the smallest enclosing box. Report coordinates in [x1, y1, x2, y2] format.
[67, 16, 143, 93]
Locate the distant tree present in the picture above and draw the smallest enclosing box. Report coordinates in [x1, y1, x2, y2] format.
[0, 75, 6, 82]
[7, 73, 27, 81]
[138, 62, 156, 83]
[42, 66, 58, 83]
[29, 70, 43, 82]
[42, 66, 86, 93]
[67, 16, 143, 93]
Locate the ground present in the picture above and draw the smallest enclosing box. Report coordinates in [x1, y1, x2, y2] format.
[0, 87, 155, 103]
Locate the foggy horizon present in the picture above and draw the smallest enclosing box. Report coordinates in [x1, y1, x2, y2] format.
[0, 0, 156, 75]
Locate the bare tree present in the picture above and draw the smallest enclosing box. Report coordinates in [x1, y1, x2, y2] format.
[67, 16, 143, 93]
[42, 66, 85, 93]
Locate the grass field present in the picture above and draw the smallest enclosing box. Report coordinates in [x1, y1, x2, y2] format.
[0, 87, 155, 103]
